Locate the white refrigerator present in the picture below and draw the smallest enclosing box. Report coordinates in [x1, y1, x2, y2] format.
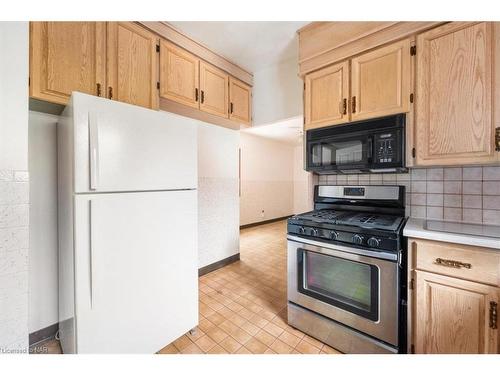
[58, 92, 198, 353]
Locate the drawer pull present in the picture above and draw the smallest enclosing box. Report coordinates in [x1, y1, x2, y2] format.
[434, 258, 471, 269]
[490, 301, 498, 329]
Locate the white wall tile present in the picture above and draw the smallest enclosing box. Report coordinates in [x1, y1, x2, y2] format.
[463, 195, 482, 209]
[411, 181, 426, 193]
[427, 181, 443, 194]
[444, 181, 462, 194]
[483, 210, 500, 225]
[411, 205, 426, 218]
[463, 181, 482, 195]
[444, 207, 462, 221]
[444, 167, 462, 180]
[427, 168, 443, 180]
[426, 194, 444, 207]
[411, 193, 426, 205]
[444, 194, 461, 208]
[483, 195, 500, 210]
[483, 166, 500, 180]
[426, 206, 443, 220]
[462, 167, 482, 181]
[463, 208, 482, 223]
[411, 169, 427, 181]
[483, 181, 500, 195]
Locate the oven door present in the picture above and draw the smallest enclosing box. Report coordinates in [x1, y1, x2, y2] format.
[287, 237, 399, 346]
[307, 134, 373, 172]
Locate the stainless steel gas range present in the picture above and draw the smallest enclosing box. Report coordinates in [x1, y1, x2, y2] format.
[287, 185, 407, 354]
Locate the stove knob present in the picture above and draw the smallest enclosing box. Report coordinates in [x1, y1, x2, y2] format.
[330, 231, 339, 240]
[352, 234, 364, 245]
[367, 237, 381, 248]
[298, 226, 305, 234]
[312, 228, 319, 236]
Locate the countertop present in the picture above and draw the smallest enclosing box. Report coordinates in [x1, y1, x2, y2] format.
[403, 218, 500, 250]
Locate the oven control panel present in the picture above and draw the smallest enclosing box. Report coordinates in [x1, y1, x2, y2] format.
[287, 223, 399, 252]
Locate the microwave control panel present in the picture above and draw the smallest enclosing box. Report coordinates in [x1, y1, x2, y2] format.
[375, 132, 397, 164]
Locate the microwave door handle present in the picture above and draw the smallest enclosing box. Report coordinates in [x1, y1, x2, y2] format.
[367, 137, 373, 164]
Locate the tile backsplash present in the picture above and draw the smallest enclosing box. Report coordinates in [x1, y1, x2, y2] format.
[318, 166, 500, 225]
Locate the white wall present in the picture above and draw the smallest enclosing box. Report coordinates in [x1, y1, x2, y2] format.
[198, 123, 240, 268]
[293, 142, 315, 215]
[28, 111, 59, 334]
[240, 133, 295, 225]
[252, 57, 303, 126]
[0, 21, 30, 352]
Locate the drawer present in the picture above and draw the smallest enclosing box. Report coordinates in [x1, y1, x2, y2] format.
[411, 239, 500, 286]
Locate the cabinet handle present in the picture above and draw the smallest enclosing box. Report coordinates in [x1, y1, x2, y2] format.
[96, 83, 102, 97]
[195, 88, 199, 102]
[230, 102, 234, 114]
[342, 98, 347, 115]
[490, 301, 498, 329]
[108, 86, 113, 100]
[352, 96, 357, 113]
[201, 90, 205, 104]
[495, 128, 500, 151]
[434, 257, 471, 269]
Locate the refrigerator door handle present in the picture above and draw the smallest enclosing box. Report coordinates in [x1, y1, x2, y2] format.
[89, 200, 95, 309]
[89, 112, 100, 190]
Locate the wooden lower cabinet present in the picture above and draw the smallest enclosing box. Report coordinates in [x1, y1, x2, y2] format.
[107, 22, 159, 110]
[414, 270, 499, 354]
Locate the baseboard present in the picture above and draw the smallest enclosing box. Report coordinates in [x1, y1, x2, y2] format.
[29, 323, 59, 345]
[240, 215, 292, 229]
[198, 253, 240, 276]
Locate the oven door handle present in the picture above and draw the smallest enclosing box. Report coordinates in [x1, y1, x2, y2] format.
[287, 235, 398, 262]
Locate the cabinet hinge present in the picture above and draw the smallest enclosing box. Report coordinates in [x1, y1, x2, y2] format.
[156, 82, 160, 90]
[156, 44, 160, 53]
[412, 148, 416, 158]
[410, 46, 417, 56]
[410, 93, 414, 103]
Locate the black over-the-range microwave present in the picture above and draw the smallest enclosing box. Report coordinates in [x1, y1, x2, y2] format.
[305, 114, 407, 174]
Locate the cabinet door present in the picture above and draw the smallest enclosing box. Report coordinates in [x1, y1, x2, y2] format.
[30, 22, 106, 105]
[350, 39, 410, 121]
[416, 22, 496, 165]
[199, 61, 229, 118]
[159, 40, 200, 109]
[304, 61, 349, 130]
[229, 77, 251, 125]
[107, 22, 159, 109]
[415, 270, 499, 354]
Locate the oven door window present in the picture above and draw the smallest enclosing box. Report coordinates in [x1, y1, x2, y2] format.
[297, 249, 379, 321]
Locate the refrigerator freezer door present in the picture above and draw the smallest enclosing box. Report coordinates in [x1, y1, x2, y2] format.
[72, 190, 198, 353]
[69, 92, 198, 193]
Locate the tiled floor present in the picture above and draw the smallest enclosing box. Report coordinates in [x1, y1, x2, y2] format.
[31, 220, 341, 355]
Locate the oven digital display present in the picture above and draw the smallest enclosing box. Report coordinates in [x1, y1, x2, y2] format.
[344, 187, 365, 196]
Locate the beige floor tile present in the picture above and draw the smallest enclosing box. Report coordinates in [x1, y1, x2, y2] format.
[181, 343, 204, 354]
[158, 344, 179, 354]
[254, 329, 276, 347]
[321, 344, 342, 354]
[219, 336, 242, 353]
[240, 320, 260, 336]
[295, 339, 321, 354]
[278, 331, 301, 348]
[195, 335, 217, 352]
[270, 339, 294, 354]
[207, 345, 229, 354]
[205, 327, 229, 343]
[244, 337, 269, 354]
[264, 348, 277, 354]
[230, 327, 252, 345]
[303, 334, 324, 349]
[172, 335, 192, 351]
[262, 322, 285, 337]
[235, 346, 252, 354]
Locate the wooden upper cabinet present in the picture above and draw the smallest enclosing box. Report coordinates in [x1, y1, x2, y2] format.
[159, 40, 200, 109]
[199, 62, 229, 118]
[30, 22, 106, 105]
[229, 77, 251, 125]
[304, 61, 349, 130]
[415, 270, 499, 354]
[416, 22, 496, 165]
[350, 39, 411, 121]
[107, 22, 159, 110]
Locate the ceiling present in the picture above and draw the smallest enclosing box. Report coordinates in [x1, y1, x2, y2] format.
[168, 21, 309, 72]
[241, 116, 303, 146]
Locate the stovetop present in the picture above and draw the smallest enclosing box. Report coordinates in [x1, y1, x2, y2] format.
[287, 209, 406, 252]
[293, 209, 405, 232]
